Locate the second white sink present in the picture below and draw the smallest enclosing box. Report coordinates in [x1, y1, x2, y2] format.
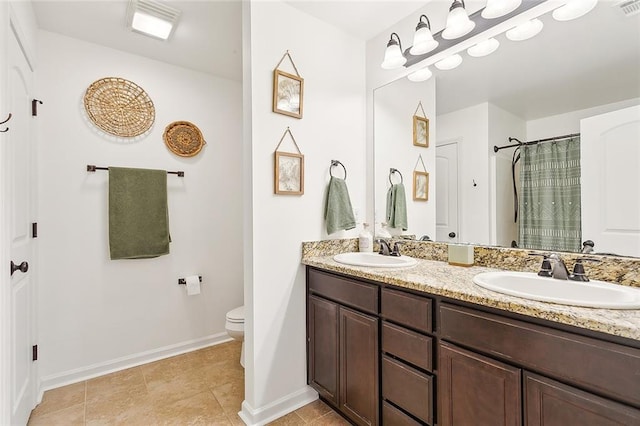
[333, 252, 418, 268]
[473, 271, 640, 309]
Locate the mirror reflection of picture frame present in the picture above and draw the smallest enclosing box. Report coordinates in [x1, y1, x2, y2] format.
[413, 115, 429, 147]
[273, 70, 304, 119]
[274, 151, 304, 195]
[413, 171, 429, 201]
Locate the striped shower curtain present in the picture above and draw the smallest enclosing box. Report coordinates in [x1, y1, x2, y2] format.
[518, 137, 581, 252]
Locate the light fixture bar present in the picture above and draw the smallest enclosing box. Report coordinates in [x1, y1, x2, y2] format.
[403, 0, 545, 67]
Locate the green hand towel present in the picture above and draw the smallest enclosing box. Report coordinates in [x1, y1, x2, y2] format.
[325, 176, 356, 235]
[109, 167, 171, 260]
[386, 183, 408, 231]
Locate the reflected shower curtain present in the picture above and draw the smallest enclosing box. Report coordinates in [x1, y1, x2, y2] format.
[518, 137, 581, 252]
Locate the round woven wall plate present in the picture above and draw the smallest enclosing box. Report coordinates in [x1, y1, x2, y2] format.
[163, 121, 205, 157]
[84, 77, 155, 137]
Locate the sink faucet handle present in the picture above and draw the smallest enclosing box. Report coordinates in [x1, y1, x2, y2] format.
[528, 252, 552, 277]
[569, 257, 601, 282]
[375, 239, 392, 256]
[391, 241, 405, 257]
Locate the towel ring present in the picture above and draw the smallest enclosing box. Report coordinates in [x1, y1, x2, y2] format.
[330, 160, 347, 180]
[389, 168, 403, 185]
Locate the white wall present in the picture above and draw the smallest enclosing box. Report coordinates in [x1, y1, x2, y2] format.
[437, 103, 490, 245]
[36, 31, 243, 388]
[526, 97, 640, 140]
[243, 1, 366, 424]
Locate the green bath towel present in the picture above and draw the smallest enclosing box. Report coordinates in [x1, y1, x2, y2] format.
[325, 176, 356, 235]
[109, 167, 171, 260]
[386, 183, 408, 231]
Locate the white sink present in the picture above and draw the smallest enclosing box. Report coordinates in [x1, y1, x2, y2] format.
[473, 271, 640, 309]
[333, 252, 418, 268]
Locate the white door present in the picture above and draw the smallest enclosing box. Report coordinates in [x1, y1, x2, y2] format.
[581, 105, 640, 257]
[3, 22, 36, 426]
[436, 143, 459, 243]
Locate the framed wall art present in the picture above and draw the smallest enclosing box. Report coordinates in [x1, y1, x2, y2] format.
[413, 101, 429, 147]
[273, 51, 304, 119]
[274, 127, 304, 195]
[413, 154, 429, 201]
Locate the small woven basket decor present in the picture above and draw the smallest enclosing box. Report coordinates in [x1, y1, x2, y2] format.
[163, 121, 206, 157]
[83, 77, 155, 137]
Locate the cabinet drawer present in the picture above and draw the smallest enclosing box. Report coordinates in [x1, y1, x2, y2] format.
[381, 288, 432, 333]
[440, 303, 640, 409]
[382, 355, 433, 425]
[308, 268, 378, 315]
[382, 321, 433, 371]
[382, 402, 422, 426]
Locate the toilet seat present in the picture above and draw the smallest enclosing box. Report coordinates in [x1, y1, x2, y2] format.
[226, 305, 244, 323]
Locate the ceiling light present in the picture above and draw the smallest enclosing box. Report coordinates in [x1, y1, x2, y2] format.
[381, 33, 407, 69]
[410, 15, 438, 56]
[407, 66, 433, 82]
[467, 38, 500, 57]
[442, 0, 476, 40]
[127, 0, 181, 41]
[435, 54, 463, 70]
[506, 18, 544, 41]
[552, 0, 598, 21]
[482, 0, 522, 19]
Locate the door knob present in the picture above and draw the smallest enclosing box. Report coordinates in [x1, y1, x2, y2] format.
[449, 232, 456, 238]
[10, 261, 28, 276]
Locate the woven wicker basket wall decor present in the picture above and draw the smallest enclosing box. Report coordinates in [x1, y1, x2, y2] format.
[163, 121, 206, 157]
[83, 77, 155, 137]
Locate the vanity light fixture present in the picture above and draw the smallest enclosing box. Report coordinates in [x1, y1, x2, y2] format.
[505, 18, 544, 41]
[127, 0, 181, 41]
[481, 0, 522, 19]
[552, 0, 598, 21]
[381, 32, 407, 69]
[442, 0, 476, 40]
[435, 54, 463, 70]
[467, 38, 500, 57]
[407, 66, 433, 82]
[410, 15, 438, 56]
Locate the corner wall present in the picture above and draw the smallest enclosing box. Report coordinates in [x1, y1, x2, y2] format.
[36, 31, 243, 389]
[242, 1, 366, 423]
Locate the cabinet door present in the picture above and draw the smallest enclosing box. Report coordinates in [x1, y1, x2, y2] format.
[340, 307, 379, 426]
[308, 295, 339, 404]
[439, 342, 521, 426]
[525, 372, 640, 426]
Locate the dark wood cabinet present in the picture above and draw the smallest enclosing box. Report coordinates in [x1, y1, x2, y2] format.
[306, 267, 640, 426]
[307, 268, 379, 426]
[439, 342, 522, 426]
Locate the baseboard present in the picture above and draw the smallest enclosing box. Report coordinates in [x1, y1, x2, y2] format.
[38, 332, 233, 401]
[239, 386, 318, 426]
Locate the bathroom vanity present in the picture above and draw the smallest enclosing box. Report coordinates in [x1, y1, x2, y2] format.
[304, 257, 640, 426]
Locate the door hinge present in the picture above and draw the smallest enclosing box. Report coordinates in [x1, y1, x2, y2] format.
[32, 345, 38, 361]
[32, 222, 38, 238]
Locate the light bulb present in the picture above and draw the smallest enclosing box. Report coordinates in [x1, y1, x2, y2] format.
[482, 0, 522, 19]
[467, 38, 500, 57]
[552, 0, 598, 21]
[407, 66, 433, 82]
[435, 54, 463, 70]
[442, 1, 475, 40]
[506, 19, 543, 41]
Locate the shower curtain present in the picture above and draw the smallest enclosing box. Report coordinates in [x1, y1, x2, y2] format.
[518, 137, 581, 252]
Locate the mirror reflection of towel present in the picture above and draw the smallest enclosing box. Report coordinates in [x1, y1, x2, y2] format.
[386, 183, 408, 231]
[325, 176, 356, 235]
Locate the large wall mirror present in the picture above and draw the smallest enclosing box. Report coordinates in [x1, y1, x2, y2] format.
[373, 2, 640, 257]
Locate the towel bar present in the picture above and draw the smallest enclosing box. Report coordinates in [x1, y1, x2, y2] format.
[178, 276, 202, 285]
[389, 168, 403, 185]
[87, 165, 185, 177]
[330, 160, 347, 180]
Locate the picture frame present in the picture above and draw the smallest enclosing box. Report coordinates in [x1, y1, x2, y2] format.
[274, 151, 304, 195]
[413, 115, 429, 147]
[273, 69, 304, 119]
[413, 171, 429, 201]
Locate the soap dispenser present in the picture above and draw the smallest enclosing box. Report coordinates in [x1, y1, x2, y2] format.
[359, 223, 373, 252]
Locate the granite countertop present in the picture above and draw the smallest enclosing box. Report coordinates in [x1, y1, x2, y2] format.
[303, 255, 640, 342]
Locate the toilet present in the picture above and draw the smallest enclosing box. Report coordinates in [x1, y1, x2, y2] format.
[225, 305, 245, 367]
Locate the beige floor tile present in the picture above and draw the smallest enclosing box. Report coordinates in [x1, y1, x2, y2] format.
[226, 412, 246, 426]
[211, 379, 244, 416]
[28, 403, 85, 426]
[307, 411, 351, 426]
[293, 399, 332, 423]
[30, 381, 86, 417]
[85, 367, 147, 404]
[266, 411, 306, 425]
[195, 342, 242, 367]
[145, 367, 212, 405]
[201, 359, 245, 389]
[153, 390, 230, 425]
[85, 392, 157, 426]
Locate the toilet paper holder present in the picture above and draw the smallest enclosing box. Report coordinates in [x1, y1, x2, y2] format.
[178, 276, 202, 285]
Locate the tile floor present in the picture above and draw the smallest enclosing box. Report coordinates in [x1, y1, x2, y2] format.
[27, 340, 348, 425]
